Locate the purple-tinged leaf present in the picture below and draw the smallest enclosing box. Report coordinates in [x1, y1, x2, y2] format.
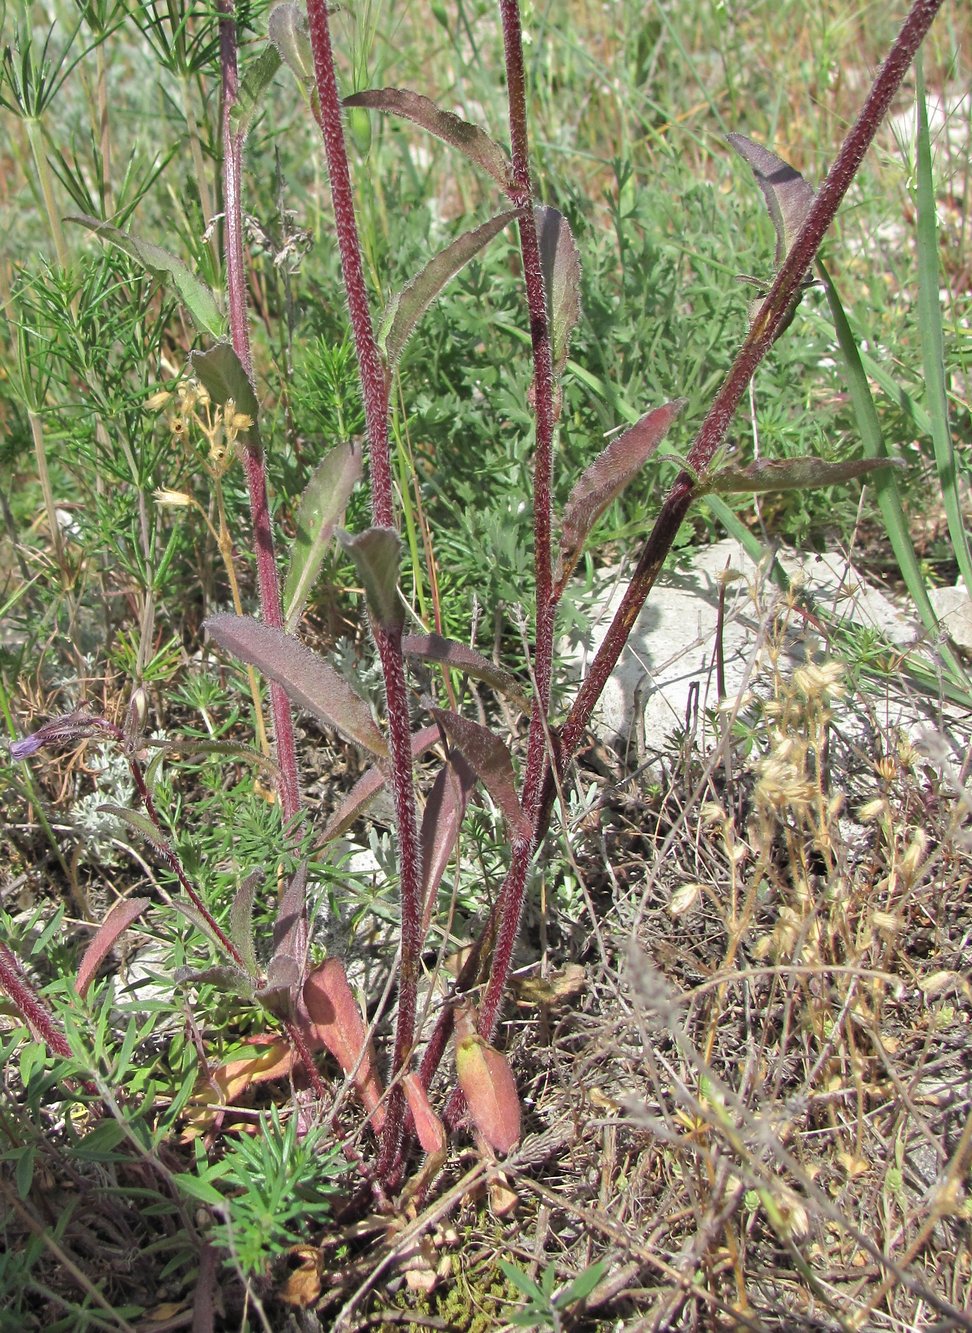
[430, 709, 530, 840]
[403, 633, 530, 711]
[67, 216, 226, 338]
[284, 439, 363, 631]
[727, 135, 816, 268]
[316, 724, 442, 845]
[204, 614, 388, 758]
[403, 1072, 447, 1155]
[559, 400, 686, 589]
[76, 897, 152, 999]
[337, 527, 403, 632]
[703, 455, 902, 495]
[380, 211, 516, 368]
[98, 803, 168, 852]
[420, 750, 478, 931]
[264, 861, 308, 1014]
[343, 88, 512, 189]
[189, 343, 259, 423]
[536, 206, 581, 378]
[267, 1, 313, 84]
[303, 959, 385, 1131]
[228, 870, 262, 980]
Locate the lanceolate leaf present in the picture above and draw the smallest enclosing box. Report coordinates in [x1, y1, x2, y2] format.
[267, 1, 313, 85]
[284, 440, 363, 631]
[189, 343, 260, 423]
[703, 455, 901, 495]
[403, 1072, 447, 1155]
[420, 750, 478, 929]
[430, 709, 529, 839]
[67, 215, 226, 337]
[343, 88, 512, 188]
[379, 211, 516, 367]
[454, 1006, 521, 1155]
[303, 959, 385, 1131]
[228, 871, 262, 980]
[536, 206, 581, 377]
[76, 897, 152, 999]
[559, 400, 685, 588]
[230, 44, 282, 138]
[204, 614, 388, 759]
[726, 134, 816, 267]
[265, 861, 309, 1010]
[316, 724, 442, 845]
[98, 803, 168, 852]
[337, 527, 403, 632]
[403, 633, 530, 711]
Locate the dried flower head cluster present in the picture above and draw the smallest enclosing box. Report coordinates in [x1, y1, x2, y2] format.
[147, 379, 253, 506]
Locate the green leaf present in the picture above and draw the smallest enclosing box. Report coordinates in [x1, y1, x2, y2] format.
[343, 88, 512, 188]
[337, 527, 403, 632]
[913, 55, 972, 595]
[228, 871, 262, 980]
[498, 1259, 548, 1307]
[267, 1, 313, 85]
[402, 632, 529, 711]
[204, 614, 389, 758]
[556, 1260, 609, 1308]
[231, 43, 282, 138]
[284, 440, 363, 631]
[172, 1171, 226, 1207]
[379, 211, 516, 367]
[189, 343, 260, 423]
[703, 455, 900, 495]
[818, 258, 968, 691]
[536, 206, 581, 377]
[66, 214, 226, 337]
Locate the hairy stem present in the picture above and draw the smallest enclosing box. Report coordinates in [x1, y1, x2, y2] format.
[0, 939, 72, 1060]
[559, 0, 945, 762]
[304, 0, 423, 1170]
[217, 1, 302, 826]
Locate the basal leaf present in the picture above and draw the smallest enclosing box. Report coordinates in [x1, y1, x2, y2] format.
[559, 400, 685, 588]
[343, 88, 512, 188]
[454, 1007, 520, 1154]
[337, 527, 403, 632]
[430, 709, 529, 839]
[67, 214, 226, 337]
[536, 206, 581, 377]
[284, 440, 363, 631]
[403, 632, 530, 711]
[703, 455, 901, 495]
[204, 614, 388, 758]
[380, 211, 516, 367]
[726, 134, 816, 267]
[189, 343, 259, 422]
[403, 1072, 447, 1154]
[303, 959, 385, 1130]
[76, 897, 152, 999]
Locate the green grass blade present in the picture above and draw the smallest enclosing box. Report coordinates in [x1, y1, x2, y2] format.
[817, 256, 968, 691]
[913, 53, 972, 594]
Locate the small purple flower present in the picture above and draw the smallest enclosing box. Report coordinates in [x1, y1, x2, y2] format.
[7, 711, 120, 761]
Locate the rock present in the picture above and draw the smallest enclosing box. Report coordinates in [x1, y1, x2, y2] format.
[929, 583, 972, 654]
[562, 539, 967, 760]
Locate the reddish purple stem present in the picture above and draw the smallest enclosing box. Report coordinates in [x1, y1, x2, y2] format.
[304, 0, 424, 1171]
